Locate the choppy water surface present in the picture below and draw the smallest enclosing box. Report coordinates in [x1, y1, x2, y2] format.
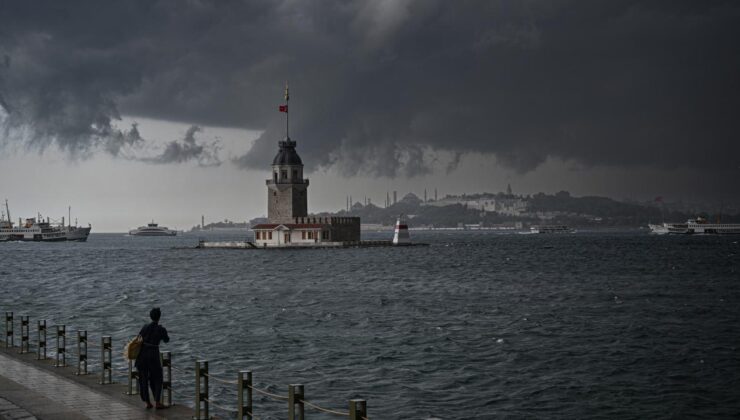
[1, 231, 739, 419]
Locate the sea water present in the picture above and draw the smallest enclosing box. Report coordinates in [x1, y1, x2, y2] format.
[1, 230, 738, 419]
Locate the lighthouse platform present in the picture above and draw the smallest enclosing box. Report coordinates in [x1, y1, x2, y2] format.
[194, 239, 429, 249]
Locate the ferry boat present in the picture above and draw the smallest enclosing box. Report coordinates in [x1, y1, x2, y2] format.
[129, 222, 178, 236]
[649, 217, 740, 235]
[530, 225, 573, 234]
[0, 201, 91, 242]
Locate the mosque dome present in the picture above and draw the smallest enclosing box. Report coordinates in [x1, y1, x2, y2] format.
[272, 138, 303, 166]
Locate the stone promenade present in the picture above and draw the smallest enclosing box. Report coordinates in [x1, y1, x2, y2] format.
[0, 345, 193, 420]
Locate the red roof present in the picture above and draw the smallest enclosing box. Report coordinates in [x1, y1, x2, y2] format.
[252, 223, 327, 230]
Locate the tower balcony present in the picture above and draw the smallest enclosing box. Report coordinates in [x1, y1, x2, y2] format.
[266, 178, 309, 186]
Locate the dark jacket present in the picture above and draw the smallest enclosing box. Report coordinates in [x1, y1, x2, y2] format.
[135, 321, 169, 366]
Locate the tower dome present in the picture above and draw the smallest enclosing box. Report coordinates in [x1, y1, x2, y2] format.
[272, 138, 303, 166]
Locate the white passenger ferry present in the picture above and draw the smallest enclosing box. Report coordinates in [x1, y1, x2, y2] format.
[649, 217, 740, 235]
[0, 201, 91, 242]
[129, 222, 178, 236]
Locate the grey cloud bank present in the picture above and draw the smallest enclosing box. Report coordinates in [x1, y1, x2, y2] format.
[141, 125, 222, 167]
[1, 0, 739, 196]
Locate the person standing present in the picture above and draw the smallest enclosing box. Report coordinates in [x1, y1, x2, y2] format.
[136, 307, 170, 409]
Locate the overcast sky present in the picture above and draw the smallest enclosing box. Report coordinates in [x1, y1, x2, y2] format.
[1, 1, 739, 231]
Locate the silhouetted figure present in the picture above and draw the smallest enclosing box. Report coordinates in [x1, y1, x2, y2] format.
[136, 307, 170, 409]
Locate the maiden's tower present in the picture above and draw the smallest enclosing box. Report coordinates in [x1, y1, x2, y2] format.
[251, 84, 360, 247]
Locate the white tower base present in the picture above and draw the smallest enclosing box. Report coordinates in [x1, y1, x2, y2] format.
[392, 215, 410, 245]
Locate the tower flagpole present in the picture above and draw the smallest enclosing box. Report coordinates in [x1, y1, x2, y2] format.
[285, 81, 290, 139]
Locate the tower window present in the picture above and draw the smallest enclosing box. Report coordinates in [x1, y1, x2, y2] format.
[292, 169, 298, 179]
[274, 172, 277, 182]
[281, 170, 287, 180]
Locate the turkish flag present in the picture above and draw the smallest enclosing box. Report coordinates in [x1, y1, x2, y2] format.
[279, 105, 288, 112]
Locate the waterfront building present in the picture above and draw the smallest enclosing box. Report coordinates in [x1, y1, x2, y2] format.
[423, 193, 528, 216]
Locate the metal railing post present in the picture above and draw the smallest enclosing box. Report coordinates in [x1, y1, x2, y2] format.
[76, 330, 88, 375]
[20, 316, 29, 353]
[195, 360, 209, 420]
[100, 336, 112, 384]
[288, 384, 305, 420]
[4, 312, 12, 348]
[161, 351, 172, 406]
[349, 399, 367, 420]
[37, 320, 46, 360]
[238, 370, 253, 419]
[126, 359, 139, 395]
[55, 325, 66, 367]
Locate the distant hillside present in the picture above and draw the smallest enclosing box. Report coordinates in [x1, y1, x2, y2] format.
[190, 219, 250, 231]
[318, 191, 740, 228]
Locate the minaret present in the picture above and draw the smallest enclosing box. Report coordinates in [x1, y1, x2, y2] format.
[266, 82, 309, 223]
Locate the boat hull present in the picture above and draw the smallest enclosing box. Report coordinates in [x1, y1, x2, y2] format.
[0, 234, 69, 242]
[530, 225, 573, 234]
[65, 226, 92, 241]
[129, 231, 177, 236]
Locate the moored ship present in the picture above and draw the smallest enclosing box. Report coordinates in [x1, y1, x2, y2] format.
[649, 217, 740, 235]
[0, 201, 91, 242]
[129, 222, 178, 236]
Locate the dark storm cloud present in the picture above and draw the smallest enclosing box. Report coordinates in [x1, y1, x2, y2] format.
[141, 125, 221, 167]
[104, 123, 144, 157]
[1, 1, 739, 185]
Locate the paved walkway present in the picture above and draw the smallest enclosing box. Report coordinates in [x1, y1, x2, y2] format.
[0, 347, 192, 420]
[0, 394, 37, 420]
[0, 352, 159, 420]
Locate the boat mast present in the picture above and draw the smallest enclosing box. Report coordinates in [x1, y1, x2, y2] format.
[69, 206, 71, 228]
